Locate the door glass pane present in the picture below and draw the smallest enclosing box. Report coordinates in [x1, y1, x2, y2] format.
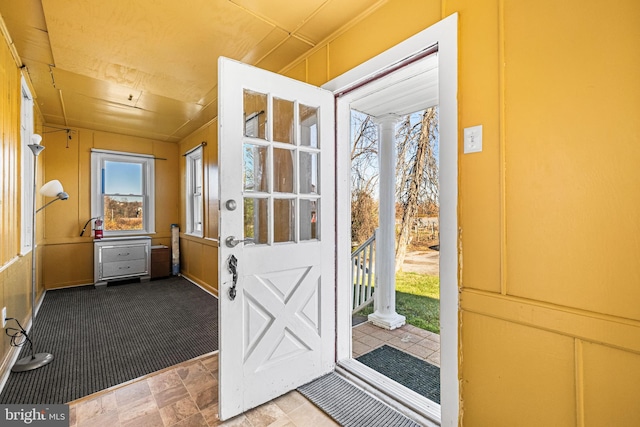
[300, 199, 318, 241]
[300, 105, 318, 148]
[244, 90, 267, 139]
[299, 152, 318, 194]
[244, 144, 268, 192]
[273, 148, 294, 193]
[273, 97, 294, 144]
[244, 198, 268, 244]
[274, 199, 295, 243]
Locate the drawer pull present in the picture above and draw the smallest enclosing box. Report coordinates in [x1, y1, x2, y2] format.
[119, 266, 131, 270]
[118, 252, 130, 257]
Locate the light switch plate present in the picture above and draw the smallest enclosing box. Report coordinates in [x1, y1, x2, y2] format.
[464, 125, 483, 154]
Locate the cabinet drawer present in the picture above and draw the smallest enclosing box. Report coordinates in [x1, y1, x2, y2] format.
[101, 245, 146, 263]
[102, 259, 147, 278]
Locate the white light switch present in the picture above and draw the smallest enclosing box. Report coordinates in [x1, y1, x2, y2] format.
[464, 125, 483, 154]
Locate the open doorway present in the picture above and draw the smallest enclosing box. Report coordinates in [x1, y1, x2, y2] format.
[349, 99, 442, 399]
[324, 13, 458, 426]
[345, 50, 443, 409]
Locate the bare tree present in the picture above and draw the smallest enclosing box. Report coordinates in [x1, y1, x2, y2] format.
[350, 111, 379, 245]
[395, 107, 438, 270]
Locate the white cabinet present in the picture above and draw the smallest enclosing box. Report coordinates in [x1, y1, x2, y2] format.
[94, 237, 151, 287]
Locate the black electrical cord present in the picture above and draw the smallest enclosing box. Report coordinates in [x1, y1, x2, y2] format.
[80, 217, 100, 236]
[4, 317, 34, 358]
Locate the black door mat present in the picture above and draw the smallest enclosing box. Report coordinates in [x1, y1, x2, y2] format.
[298, 372, 421, 427]
[357, 345, 440, 404]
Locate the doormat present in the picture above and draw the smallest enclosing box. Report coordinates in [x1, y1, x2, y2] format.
[357, 345, 440, 404]
[298, 372, 421, 427]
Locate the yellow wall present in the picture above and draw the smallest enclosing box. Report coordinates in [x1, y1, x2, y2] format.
[277, 0, 640, 425]
[2, 0, 639, 424]
[40, 128, 180, 288]
[0, 23, 44, 371]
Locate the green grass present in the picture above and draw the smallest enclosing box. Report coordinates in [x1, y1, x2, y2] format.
[358, 272, 440, 334]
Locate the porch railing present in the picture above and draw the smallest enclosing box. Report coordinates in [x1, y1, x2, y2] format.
[351, 229, 377, 314]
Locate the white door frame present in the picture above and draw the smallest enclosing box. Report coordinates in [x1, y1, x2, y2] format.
[322, 13, 458, 426]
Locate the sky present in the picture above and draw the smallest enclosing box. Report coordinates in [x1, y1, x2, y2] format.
[104, 161, 142, 195]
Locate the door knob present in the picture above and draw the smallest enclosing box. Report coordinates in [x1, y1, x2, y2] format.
[225, 236, 254, 248]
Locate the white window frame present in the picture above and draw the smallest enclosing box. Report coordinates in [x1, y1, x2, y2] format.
[20, 77, 35, 255]
[185, 146, 204, 237]
[91, 149, 155, 236]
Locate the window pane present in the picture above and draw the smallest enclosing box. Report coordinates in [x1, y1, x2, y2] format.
[244, 198, 268, 244]
[273, 148, 294, 193]
[244, 144, 268, 192]
[274, 199, 295, 243]
[104, 195, 143, 231]
[104, 161, 142, 194]
[244, 90, 267, 139]
[273, 97, 294, 144]
[300, 105, 318, 148]
[300, 199, 318, 241]
[299, 152, 318, 194]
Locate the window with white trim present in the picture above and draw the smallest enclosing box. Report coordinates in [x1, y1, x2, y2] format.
[20, 77, 35, 255]
[91, 150, 155, 236]
[185, 146, 203, 237]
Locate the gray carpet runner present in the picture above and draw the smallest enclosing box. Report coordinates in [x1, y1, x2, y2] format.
[357, 345, 440, 404]
[0, 276, 218, 404]
[298, 372, 421, 427]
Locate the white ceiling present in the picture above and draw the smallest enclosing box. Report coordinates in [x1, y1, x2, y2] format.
[349, 53, 439, 118]
[0, 0, 382, 142]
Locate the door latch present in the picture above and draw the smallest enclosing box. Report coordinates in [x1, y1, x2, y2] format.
[227, 254, 238, 301]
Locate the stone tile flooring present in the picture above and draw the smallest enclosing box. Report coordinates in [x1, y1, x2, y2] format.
[352, 322, 441, 367]
[67, 322, 439, 427]
[68, 352, 338, 427]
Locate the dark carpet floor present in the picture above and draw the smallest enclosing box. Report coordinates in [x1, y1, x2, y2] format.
[0, 276, 218, 404]
[356, 345, 440, 404]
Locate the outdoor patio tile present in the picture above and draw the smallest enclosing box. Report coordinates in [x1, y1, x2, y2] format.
[423, 331, 441, 343]
[386, 336, 415, 350]
[414, 337, 440, 352]
[352, 329, 366, 340]
[404, 325, 433, 338]
[404, 344, 435, 360]
[427, 353, 441, 367]
[370, 329, 395, 341]
[356, 334, 385, 348]
[352, 340, 372, 355]
[353, 322, 379, 334]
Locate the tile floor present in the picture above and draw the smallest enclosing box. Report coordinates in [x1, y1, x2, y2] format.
[68, 352, 338, 427]
[67, 321, 439, 427]
[352, 322, 441, 367]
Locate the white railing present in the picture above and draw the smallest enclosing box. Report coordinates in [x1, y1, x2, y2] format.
[351, 229, 377, 314]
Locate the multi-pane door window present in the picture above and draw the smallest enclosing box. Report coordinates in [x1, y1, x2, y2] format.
[91, 150, 155, 235]
[186, 146, 203, 237]
[242, 89, 320, 245]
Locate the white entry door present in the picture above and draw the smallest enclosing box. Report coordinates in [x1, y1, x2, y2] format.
[218, 57, 336, 421]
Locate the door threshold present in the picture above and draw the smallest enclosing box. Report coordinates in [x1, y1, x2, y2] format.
[337, 359, 441, 426]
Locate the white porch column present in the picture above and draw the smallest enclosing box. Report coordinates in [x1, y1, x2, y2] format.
[368, 114, 406, 330]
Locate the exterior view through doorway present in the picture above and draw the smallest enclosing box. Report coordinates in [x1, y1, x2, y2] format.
[324, 13, 458, 427]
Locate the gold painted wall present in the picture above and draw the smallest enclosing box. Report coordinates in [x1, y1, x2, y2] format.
[2, 0, 638, 423]
[278, 0, 640, 425]
[178, 120, 219, 296]
[40, 128, 180, 288]
[0, 24, 45, 371]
